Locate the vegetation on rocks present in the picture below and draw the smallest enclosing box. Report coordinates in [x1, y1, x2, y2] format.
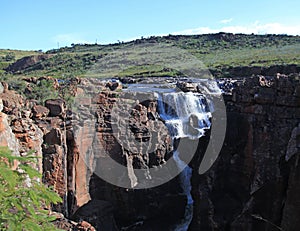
[0, 147, 62, 231]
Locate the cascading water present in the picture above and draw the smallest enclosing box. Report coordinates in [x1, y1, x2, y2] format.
[157, 91, 213, 231]
[157, 92, 212, 139]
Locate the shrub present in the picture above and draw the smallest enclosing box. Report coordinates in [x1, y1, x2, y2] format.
[0, 146, 62, 230]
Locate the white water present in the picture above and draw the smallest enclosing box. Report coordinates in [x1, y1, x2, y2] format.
[157, 92, 212, 140]
[157, 91, 212, 231]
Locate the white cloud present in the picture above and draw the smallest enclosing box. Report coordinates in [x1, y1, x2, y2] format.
[172, 22, 300, 36]
[220, 18, 233, 24]
[52, 33, 92, 46]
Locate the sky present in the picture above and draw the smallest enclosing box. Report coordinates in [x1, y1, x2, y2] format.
[1, 0, 300, 51]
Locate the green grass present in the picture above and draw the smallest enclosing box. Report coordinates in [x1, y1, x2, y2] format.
[195, 44, 300, 68]
[1, 33, 300, 79]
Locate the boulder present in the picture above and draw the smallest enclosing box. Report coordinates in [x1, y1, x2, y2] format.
[105, 81, 122, 91]
[176, 81, 198, 92]
[45, 99, 65, 117]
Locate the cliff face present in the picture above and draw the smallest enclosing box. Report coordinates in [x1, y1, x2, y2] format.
[190, 74, 300, 230]
[0, 74, 300, 230]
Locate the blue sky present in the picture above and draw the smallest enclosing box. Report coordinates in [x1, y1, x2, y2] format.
[1, 0, 300, 51]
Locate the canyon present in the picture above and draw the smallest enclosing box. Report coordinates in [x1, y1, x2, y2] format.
[0, 73, 299, 230]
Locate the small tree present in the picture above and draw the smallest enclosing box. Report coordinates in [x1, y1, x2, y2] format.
[0, 146, 62, 230]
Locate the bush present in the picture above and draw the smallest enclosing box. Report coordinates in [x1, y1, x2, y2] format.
[4, 53, 15, 62]
[0, 146, 62, 230]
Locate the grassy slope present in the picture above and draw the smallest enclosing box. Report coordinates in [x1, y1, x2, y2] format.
[1, 33, 300, 78]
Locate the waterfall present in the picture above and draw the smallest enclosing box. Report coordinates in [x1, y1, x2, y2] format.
[173, 150, 194, 231]
[157, 92, 212, 139]
[157, 91, 212, 231]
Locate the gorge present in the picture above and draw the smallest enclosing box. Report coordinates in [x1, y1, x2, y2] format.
[0, 73, 300, 230]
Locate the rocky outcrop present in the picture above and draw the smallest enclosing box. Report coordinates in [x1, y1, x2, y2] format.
[0, 83, 98, 229]
[5, 54, 53, 73]
[0, 83, 43, 171]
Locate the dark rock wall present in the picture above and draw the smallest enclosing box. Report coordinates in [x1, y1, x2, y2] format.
[190, 74, 300, 230]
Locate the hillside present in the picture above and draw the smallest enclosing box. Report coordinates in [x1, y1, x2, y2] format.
[0, 49, 40, 74]
[1, 33, 300, 79]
